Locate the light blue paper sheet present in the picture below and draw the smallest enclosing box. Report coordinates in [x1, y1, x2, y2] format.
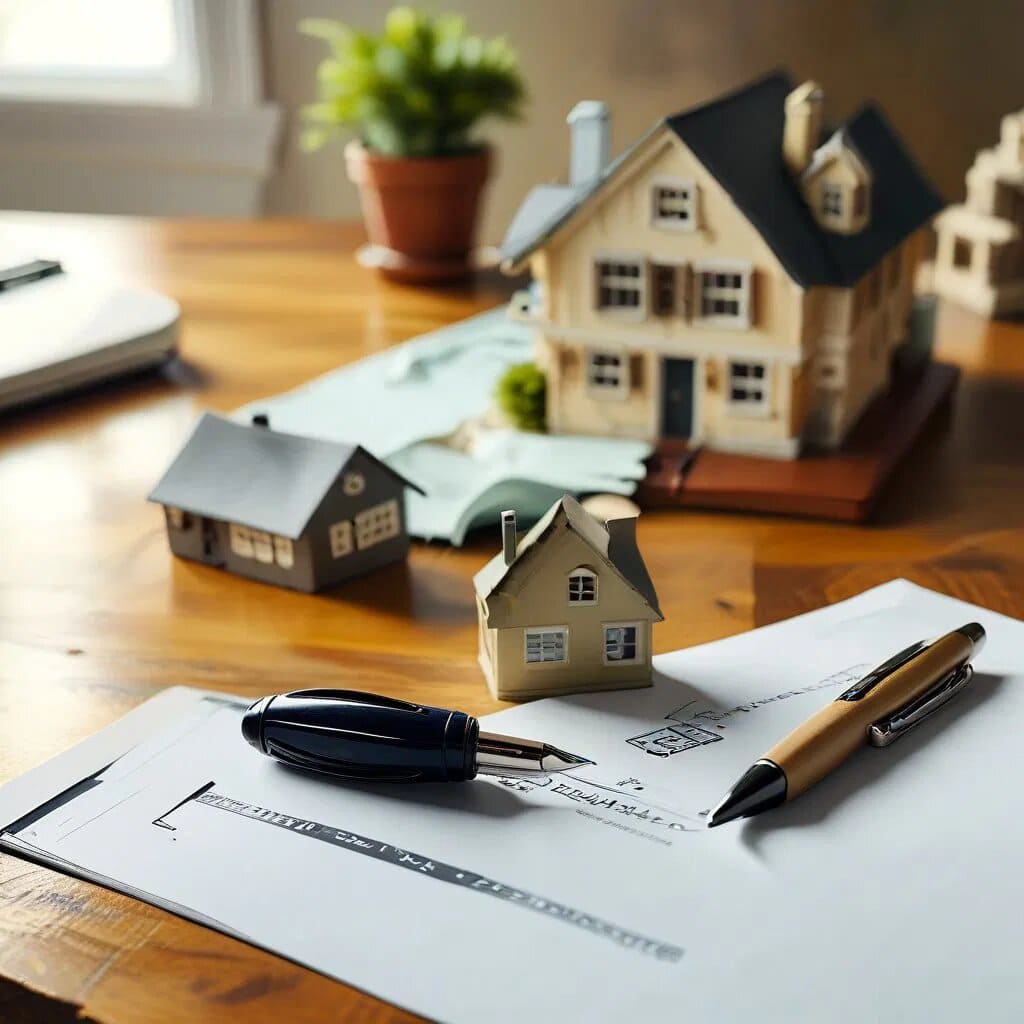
[237, 308, 651, 543]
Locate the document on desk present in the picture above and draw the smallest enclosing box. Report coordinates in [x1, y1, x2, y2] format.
[2, 580, 1022, 1023]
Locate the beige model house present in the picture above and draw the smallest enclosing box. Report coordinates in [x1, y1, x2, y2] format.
[474, 495, 662, 701]
[502, 73, 943, 458]
[932, 108, 1024, 317]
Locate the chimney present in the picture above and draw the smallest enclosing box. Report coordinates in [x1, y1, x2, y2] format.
[501, 509, 517, 566]
[783, 81, 824, 177]
[251, 413, 270, 428]
[567, 101, 610, 187]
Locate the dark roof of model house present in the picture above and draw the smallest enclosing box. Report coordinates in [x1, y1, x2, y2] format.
[473, 493, 663, 620]
[502, 71, 944, 287]
[148, 413, 423, 540]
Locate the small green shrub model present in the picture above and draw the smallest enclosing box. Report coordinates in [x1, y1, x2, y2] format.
[300, 6, 526, 157]
[496, 363, 547, 433]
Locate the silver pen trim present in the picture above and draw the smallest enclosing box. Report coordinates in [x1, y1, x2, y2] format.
[475, 731, 591, 778]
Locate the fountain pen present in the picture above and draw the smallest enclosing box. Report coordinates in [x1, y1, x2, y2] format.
[242, 688, 590, 783]
[708, 622, 986, 827]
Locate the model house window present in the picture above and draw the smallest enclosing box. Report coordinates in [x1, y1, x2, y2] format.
[696, 264, 752, 326]
[524, 627, 568, 664]
[166, 506, 189, 530]
[568, 568, 597, 605]
[728, 362, 770, 412]
[821, 182, 844, 219]
[343, 472, 366, 496]
[252, 531, 274, 564]
[355, 499, 401, 549]
[586, 349, 629, 397]
[604, 624, 640, 663]
[651, 181, 696, 229]
[595, 259, 644, 312]
[273, 536, 294, 570]
[329, 521, 354, 558]
[953, 237, 973, 269]
[651, 264, 684, 317]
[229, 524, 254, 558]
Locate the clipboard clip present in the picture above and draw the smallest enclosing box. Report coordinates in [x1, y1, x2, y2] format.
[867, 662, 974, 747]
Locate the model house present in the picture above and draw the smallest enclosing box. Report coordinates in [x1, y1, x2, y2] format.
[501, 73, 943, 458]
[932, 108, 1024, 317]
[474, 494, 662, 700]
[149, 412, 423, 592]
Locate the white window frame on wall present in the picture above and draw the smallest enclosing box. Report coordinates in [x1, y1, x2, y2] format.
[567, 567, 598, 605]
[329, 521, 354, 559]
[726, 361, 772, 417]
[229, 523, 254, 558]
[0, 0, 279, 217]
[821, 180, 844, 219]
[694, 261, 753, 329]
[603, 622, 642, 665]
[585, 347, 630, 400]
[594, 253, 647, 318]
[523, 626, 569, 665]
[650, 176, 698, 231]
[355, 499, 401, 550]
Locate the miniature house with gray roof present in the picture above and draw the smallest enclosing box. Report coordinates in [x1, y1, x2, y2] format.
[502, 72, 944, 459]
[149, 412, 423, 592]
[474, 493, 662, 700]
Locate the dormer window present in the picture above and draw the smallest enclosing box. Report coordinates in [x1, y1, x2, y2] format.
[651, 178, 697, 231]
[568, 567, 597, 605]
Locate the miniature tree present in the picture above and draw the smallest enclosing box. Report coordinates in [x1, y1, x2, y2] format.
[496, 362, 546, 433]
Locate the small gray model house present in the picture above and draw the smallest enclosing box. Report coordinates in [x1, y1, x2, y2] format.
[474, 494, 663, 701]
[149, 413, 423, 592]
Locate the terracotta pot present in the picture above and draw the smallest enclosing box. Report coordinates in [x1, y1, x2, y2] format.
[345, 141, 492, 284]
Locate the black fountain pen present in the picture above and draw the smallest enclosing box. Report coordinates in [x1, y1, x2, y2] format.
[242, 689, 590, 783]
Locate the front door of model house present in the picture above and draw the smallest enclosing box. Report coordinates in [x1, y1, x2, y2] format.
[201, 518, 224, 565]
[661, 357, 695, 438]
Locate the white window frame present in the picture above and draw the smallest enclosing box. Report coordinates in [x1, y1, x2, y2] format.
[585, 347, 630, 400]
[694, 261, 753, 329]
[821, 180, 844, 220]
[355, 499, 401, 550]
[273, 536, 294, 570]
[342, 472, 366, 497]
[726, 361, 772, 418]
[567, 567, 598, 606]
[251, 530, 273, 564]
[329, 521, 354, 559]
[651, 176, 698, 231]
[603, 622, 643, 665]
[166, 506, 189, 530]
[229, 523, 254, 558]
[523, 626, 569, 666]
[594, 252, 647, 319]
[0, 1, 279, 217]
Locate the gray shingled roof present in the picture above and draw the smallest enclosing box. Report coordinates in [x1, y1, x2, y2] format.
[473, 493, 662, 619]
[502, 71, 944, 287]
[148, 413, 422, 539]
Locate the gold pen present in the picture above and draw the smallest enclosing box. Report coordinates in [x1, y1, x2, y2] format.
[707, 622, 986, 827]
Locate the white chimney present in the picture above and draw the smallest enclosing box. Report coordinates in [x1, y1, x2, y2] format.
[501, 509, 517, 566]
[567, 101, 610, 187]
[783, 81, 824, 177]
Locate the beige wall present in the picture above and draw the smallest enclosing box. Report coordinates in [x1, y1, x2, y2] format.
[261, 0, 1024, 243]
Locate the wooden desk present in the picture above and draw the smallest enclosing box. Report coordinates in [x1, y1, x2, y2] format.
[1, 213, 1022, 1024]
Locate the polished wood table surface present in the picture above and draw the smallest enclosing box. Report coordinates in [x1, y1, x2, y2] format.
[0, 212, 1022, 1023]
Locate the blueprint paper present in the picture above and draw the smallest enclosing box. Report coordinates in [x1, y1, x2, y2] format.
[3, 580, 1023, 1023]
[234, 308, 651, 543]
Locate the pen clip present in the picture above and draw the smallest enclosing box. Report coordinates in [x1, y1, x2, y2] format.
[867, 662, 974, 747]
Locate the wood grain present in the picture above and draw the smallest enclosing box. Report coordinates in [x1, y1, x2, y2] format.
[0, 212, 1022, 1023]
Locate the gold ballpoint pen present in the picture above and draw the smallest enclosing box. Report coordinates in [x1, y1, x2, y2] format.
[707, 622, 986, 827]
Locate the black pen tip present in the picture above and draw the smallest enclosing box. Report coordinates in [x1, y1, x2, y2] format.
[707, 760, 788, 828]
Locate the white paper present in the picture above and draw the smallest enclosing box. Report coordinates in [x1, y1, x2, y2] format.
[3, 580, 1023, 1023]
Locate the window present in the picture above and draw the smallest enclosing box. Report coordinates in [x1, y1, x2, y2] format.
[355, 499, 401, 549]
[604, 624, 640, 664]
[651, 264, 682, 317]
[166, 506, 189, 530]
[568, 568, 597, 605]
[329, 521, 354, 558]
[595, 259, 644, 313]
[651, 180, 696, 229]
[229, 524, 254, 558]
[586, 349, 629, 398]
[524, 627, 568, 664]
[821, 181, 844, 219]
[342, 472, 365, 497]
[953, 237, 973, 270]
[696, 264, 752, 327]
[252, 531, 273, 564]
[273, 536, 294, 570]
[728, 362, 770, 413]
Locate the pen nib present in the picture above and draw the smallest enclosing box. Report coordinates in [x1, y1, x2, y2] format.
[475, 730, 592, 778]
[538, 744, 592, 774]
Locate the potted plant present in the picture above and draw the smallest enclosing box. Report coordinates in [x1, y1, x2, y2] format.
[301, 7, 526, 283]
